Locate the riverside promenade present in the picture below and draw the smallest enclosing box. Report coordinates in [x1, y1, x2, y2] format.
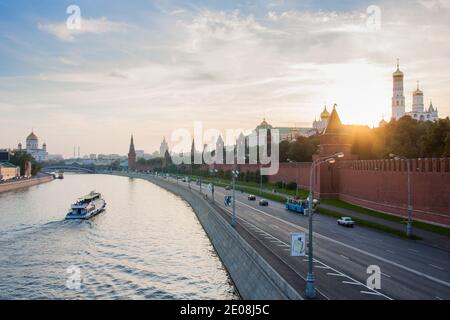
[0, 175, 54, 194]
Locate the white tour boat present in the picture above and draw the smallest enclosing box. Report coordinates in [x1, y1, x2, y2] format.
[65, 191, 106, 220]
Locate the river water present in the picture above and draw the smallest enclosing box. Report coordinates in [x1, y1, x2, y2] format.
[0, 174, 237, 299]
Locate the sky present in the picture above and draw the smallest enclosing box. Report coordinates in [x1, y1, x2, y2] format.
[0, 0, 449, 157]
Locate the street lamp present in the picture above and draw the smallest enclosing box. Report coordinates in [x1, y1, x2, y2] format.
[231, 169, 239, 227]
[287, 158, 300, 198]
[306, 152, 344, 299]
[210, 169, 218, 202]
[390, 153, 413, 238]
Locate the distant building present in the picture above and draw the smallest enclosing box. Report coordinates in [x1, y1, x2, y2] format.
[313, 106, 331, 134]
[136, 150, 145, 159]
[390, 60, 439, 122]
[0, 160, 20, 181]
[159, 137, 169, 157]
[18, 131, 48, 162]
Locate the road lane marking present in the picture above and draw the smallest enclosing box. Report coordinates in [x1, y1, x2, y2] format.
[215, 189, 392, 299]
[327, 273, 347, 277]
[435, 296, 443, 300]
[223, 193, 450, 289]
[315, 265, 330, 269]
[340, 254, 350, 260]
[160, 179, 392, 300]
[360, 291, 383, 296]
[386, 250, 395, 254]
[408, 248, 419, 253]
[429, 264, 445, 271]
[343, 281, 362, 286]
[381, 272, 391, 278]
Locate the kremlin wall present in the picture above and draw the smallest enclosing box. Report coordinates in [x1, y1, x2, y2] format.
[208, 107, 450, 227]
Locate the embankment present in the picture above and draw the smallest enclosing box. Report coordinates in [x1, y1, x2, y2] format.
[115, 172, 303, 300]
[0, 175, 54, 194]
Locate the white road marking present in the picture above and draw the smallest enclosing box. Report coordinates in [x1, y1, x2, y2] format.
[160, 179, 392, 299]
[327, 273, 347, 277]
[340, 254, 350, 260]
[315, 265, 330, 269]
[225, 194, 450, 289]
[360, 291, 383, 296]
[435, 296, 443, 300]
[429, 264, 445, 271]
[381, 272, 391, 278]
[386, 250, 395, 254]
[343, 281, 362, 286]
[408, 248, 419, 253]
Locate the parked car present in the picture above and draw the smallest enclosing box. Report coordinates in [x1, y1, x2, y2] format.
[337, 217, 355, 228]
[259, 199, 269, 207]
[248, 195, 256, 201]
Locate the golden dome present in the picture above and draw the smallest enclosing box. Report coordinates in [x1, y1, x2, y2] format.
[26, 131, 38, 141]
[413, 81, 423, 95]
[393, 59, 403, 77]
[320, 106, 330, 119]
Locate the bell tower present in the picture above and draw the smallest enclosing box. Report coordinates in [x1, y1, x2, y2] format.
[128, 134, 136, 171]
[392, 59, 405, 120]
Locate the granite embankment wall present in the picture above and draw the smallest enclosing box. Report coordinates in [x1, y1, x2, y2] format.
[115, 172, 302, 300]
[0, 175, 54, 194]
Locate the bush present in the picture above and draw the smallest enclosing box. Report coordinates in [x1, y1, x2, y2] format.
[286, 182, 297, 190]
[274, 181, 284, 189]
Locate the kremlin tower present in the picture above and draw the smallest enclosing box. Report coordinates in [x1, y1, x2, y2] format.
[128, 135, 136, 171]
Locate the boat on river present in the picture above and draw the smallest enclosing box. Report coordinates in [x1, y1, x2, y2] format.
[65, 191, 106, 220]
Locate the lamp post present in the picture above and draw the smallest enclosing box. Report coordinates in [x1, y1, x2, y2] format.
[306, 152, 344, 299]
[210, 169, 218, 202]
[231, 169, 239, 227]
[390, 154, 413, 238]
[287, 159, 299, 198]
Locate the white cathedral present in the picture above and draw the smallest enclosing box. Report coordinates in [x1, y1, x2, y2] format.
[18, 131, 48, 162]
[390, 61, 438, 123]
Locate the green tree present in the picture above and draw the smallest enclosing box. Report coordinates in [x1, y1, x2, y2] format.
[9, 151, 41, 176]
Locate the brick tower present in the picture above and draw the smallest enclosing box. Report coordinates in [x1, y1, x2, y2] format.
[128, 134, 136, 171]
[314, 105, 353, 199]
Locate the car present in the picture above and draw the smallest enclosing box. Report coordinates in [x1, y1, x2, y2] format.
[248, 195, 256, 201]
[337, 217, 355, 228]
[259, 199, 269, 206]
[225, 186, 231, 190]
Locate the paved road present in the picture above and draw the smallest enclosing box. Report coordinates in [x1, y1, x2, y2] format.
[162, 176, 450, 300]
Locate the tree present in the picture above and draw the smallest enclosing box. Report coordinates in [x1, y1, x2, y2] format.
[9, 151, 41, 176]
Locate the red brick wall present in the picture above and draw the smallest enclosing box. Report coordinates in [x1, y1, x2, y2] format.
[210, 158, 450, 226]
[337, 158, 450, 226]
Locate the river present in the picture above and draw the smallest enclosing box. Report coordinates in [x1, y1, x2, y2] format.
[0, 174, 237, 299]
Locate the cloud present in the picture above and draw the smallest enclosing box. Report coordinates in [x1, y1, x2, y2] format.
[38, 17, 128, 42]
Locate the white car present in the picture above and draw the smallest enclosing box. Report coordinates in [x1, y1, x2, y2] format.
[337, 217, 355, 228]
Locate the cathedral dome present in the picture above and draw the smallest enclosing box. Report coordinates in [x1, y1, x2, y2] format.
[257, 118, 272, 130]
[320, 106, 330, 119]
[26, 131, 38, 141]
[393, 59, 403, 77]
[413, 82, 423, 96]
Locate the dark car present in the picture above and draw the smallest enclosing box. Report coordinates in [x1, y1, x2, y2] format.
[259, 199, 269, 206]
[248, 195, 256, 201]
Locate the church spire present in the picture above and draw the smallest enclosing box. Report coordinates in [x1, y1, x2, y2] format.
[129, 134, 136, 155]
